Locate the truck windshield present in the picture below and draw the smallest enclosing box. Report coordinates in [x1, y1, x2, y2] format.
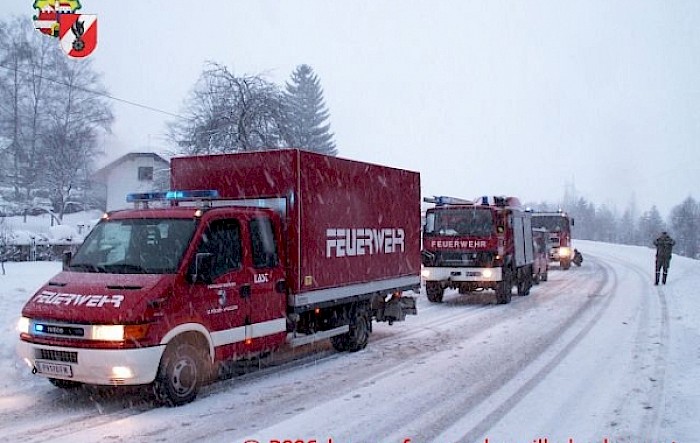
[532, 216, 570, 233]
[425, 208, 493, 237]
[70, 219, 196, 274]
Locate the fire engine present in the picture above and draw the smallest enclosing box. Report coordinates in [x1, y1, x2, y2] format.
[421, 196, 534, 304]
[531, 210, 575, 270]
[17, 149, 420, 406]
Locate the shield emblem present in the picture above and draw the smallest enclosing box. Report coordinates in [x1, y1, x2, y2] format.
[59, 14, 98, 58]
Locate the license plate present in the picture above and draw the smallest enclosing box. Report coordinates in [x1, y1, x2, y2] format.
[36, 360, 73, 377]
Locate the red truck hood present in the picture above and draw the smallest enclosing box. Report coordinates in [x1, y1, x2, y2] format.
[21, 272, 174, 324]
[424, 236, 497, 251]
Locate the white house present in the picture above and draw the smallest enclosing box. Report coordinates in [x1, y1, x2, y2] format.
[91, 152, 170, 211]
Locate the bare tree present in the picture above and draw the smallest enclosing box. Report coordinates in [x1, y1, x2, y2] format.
[0, 17, 33, 198]
[0, 216, 11, 275]
[169, 63, 287, 155]
[0, 17, 113, 218]
[36, 51, 113, 221]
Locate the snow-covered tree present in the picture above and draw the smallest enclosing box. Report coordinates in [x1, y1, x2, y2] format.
[669, 196, 699, 258]
[38, 52, 113, 221]
[638, 205, 666, 247]
[170, 63, 287, 155]
[0, 216, 11, 275]
[618, 208, 637, 245]
[0, 17, 113, 218]
[283, 64, 336, 156]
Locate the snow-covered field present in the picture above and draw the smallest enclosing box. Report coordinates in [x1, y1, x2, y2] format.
[0, 240, 697, 442]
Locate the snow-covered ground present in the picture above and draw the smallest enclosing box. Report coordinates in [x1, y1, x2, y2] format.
[0, 240, 697, 442]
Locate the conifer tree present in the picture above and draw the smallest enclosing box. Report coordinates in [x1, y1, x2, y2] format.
[283, 64, 336, 155]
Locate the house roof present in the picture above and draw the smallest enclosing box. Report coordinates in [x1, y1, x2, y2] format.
[91, 152, 170, 182]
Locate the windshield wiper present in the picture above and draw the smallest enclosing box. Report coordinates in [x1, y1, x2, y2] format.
[69, 263, 107, 273]
[101, 263, 150, 274]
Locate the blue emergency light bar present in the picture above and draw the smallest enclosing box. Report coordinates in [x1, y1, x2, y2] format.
[126, 189, 219, 202]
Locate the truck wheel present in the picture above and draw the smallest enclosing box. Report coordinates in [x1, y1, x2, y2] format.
[533, 272, 541, 285]
[495, 271, 512, 304]
[561, 259, 571, 270]
[426, 282, 444, 303]
[541, 268, 548, 282]
[49, 378, 82, 389]
[153, 342, 206, 407]
[330, 334, 349, 352]
[331, 308, 370, 352]
[346, 310, 370, 352]
[517, 266, 532, 296]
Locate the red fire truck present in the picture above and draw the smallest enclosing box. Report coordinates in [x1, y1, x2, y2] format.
[531, 210, 575, 270]
[421, 196, 534, 304]
[17, 149, 420, 406]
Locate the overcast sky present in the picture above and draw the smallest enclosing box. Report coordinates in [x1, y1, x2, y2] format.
[9, 1, 700, 216]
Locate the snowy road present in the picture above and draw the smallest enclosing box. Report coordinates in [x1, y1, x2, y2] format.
[1, 241, 696, 442]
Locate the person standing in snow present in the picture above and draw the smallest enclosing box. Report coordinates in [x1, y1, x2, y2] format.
[653, 231, 675, 285]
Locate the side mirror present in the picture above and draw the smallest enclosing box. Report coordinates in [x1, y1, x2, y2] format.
[193, 252, 214, 284]
[571, 218, 575, 227]
[62, 251, 72, 271]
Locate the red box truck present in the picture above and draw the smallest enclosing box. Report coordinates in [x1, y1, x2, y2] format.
[17, 149, 420, 406]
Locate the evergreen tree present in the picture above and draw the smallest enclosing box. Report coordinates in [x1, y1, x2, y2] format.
[595, 205, 617, 243]
[283, 64, 336, 155]
[638, 206, 666, 247]
[669, 197, 699, 258]
[619, 208, 636, 245]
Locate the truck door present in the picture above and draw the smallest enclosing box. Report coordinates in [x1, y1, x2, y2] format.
[188, 218, 249, 362]
[244, 215, 287, 353]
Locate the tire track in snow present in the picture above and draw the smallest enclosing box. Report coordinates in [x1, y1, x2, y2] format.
[165, 269, 598, 442]
[420, 257, 617, 442]
[595, 253, 670, 441]
[2, 268, 596, 442]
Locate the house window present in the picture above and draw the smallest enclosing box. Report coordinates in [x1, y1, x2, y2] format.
[138, 166, 153, 181]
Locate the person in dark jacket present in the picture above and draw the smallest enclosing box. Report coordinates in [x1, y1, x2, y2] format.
[653, 231, 675, 285]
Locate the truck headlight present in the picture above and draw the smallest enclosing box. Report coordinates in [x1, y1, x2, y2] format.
[421, 269, 431, 278]
[482, 269, 493, 278]
[93, 325, 125, 341]
[559, 247, 571, 258]
[17, 317, 30, 334]
[91, 324, 149, 341]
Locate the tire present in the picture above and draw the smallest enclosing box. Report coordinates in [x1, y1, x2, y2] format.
[330, 334, 349, 352]
[541, 268, 548, 282]
[495, 270, 512, 304]
[517, 266, 532, 296]
[426, 282, 444, 303]
[153, 342, 206, 407]
[533, 272, 541, 285]
[561, 259, 571, 270]
[331, 307, 371, 353]
[49, 378, 82, 389]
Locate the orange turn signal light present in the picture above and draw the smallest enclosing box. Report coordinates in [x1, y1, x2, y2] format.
[124, 324, 149, 341]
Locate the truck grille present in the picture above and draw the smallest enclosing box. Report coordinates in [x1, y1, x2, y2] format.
[436, 251, 494, 267]
[36, 349, 78, 363]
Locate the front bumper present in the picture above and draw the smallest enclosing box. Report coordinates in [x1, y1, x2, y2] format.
[421, 267, 502, 282]
[17, 340, 165, 386]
